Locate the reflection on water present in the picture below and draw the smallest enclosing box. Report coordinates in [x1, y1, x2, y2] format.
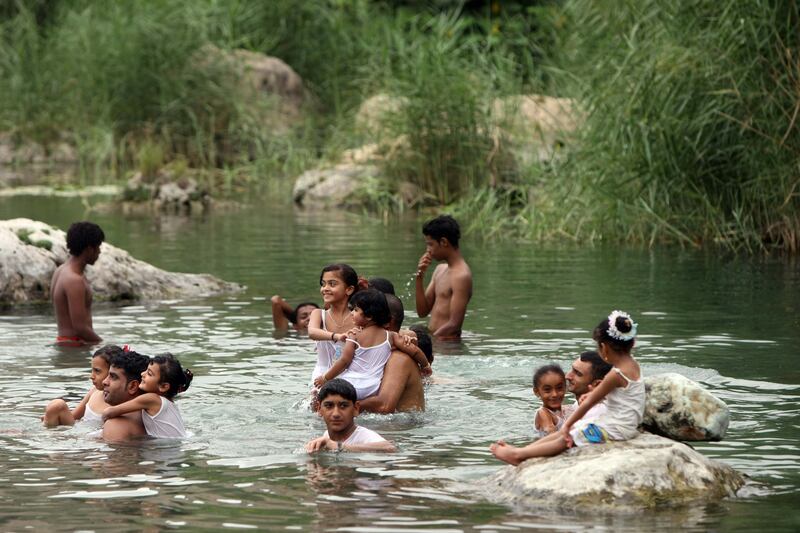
[0, 196, 799, 531]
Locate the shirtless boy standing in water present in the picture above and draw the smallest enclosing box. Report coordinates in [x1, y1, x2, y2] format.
[51, 221, 104, 346]
[415, 215, 472, 340]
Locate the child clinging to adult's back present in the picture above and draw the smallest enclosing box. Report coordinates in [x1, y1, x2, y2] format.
[314, 288, 432, 399]
[532, 364, 567, 437]
[42, 344, 124, 427]
[102, 353, 192, 438]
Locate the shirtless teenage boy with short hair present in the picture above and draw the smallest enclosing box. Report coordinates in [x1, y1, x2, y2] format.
[415, 215, 472, 340]
[51, 221, 105, 346]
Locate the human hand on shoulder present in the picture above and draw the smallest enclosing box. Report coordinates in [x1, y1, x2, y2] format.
[420, 363, 432, 377]
[102, 406, 121, 421]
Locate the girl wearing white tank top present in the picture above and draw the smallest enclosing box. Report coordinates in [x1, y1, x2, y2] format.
[314, 289, 432, 399]
[491, 311, 645, 465]
[102, 353, 193, 438]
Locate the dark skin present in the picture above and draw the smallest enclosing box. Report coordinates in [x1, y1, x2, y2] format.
[51, 244, 102, 344]
[100, 365, 146, 442]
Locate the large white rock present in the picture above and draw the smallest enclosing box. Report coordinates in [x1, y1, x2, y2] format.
[485, 433, 744, 511]
[643, 373, 730, 441]
[0, 218, 242, 304]
[292, 163, 380, 207]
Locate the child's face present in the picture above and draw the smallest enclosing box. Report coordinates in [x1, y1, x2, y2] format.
[350, 306, 370, 327]
[319, 393, 358, 434]
[139, 362, 166, 394]
[534, 372, 566, 410]
[320, 271, 352, 305]
[90, 356, 110, 391]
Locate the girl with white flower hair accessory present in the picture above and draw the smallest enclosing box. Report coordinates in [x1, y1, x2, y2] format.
[490, 310, 644, 465]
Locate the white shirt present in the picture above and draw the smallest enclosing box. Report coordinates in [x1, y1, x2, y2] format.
[323, 425, 387, 446]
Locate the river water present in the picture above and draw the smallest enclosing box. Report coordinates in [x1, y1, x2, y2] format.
[0, 195, 798, 531]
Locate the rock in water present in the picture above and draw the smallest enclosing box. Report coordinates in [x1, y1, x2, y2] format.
[486, 433, 744, 511]
[0, 218, 243, 304]
[643, 373, 730, 441]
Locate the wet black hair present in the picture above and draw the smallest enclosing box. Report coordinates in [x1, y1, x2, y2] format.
[109, 351, 150, 385]
[385, 294, 404, 330]
[319, 264, 359, 298]
[368, 277, 395, 295]
[592, 312, 636, 352]
[92, 345, 124, 364]
[409, 324, 433, 364]
[318, 378, 357, 403]
[66, 221, 105, 256]
[151, 353, 193, 400]
[579, 350, 612, 382]
[422, 214, 460, 248]
[532, 364, 565, 389]
[348, 288, 390, 326]
[290, 302, 319, 323]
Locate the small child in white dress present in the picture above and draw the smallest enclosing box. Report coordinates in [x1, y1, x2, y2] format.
[531, 364, 567, 438]
[314, 289, 431, 399]
[42, 345, 123, 427]
[102, 353, 192, 438]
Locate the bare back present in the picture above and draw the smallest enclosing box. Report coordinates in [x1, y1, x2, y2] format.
[51, 260, 96, 342]
[390, 351, 425, 412]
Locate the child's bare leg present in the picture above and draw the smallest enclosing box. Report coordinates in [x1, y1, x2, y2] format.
[491, 433, 569, 466]
[42, 399, 75, 427]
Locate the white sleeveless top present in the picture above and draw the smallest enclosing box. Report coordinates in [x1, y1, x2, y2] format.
[598, 367, 645, 440]
[339, 331, 392, 400]
[311, 310, 344, 385]
[83, 403, 103, 426]
[142, 396, 186, 438]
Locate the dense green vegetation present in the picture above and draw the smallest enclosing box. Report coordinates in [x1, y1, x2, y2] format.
[1, 0, 797, 252]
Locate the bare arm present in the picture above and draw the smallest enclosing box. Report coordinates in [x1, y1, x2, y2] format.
[562, 370, 623, 433]
[390, 332, 431, 373]
[65, 278, 101, 342]
[102, 393, 162, 419]
[71, 388, 94, 420]
[271, 295, 293, 330]
[305, 435, 396, 453]
[359, 357, 409, 414]
[432, 271, 472, 338]
[415, 253, 435, 317]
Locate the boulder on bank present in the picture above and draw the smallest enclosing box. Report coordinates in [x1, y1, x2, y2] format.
[643, 373, 730, 441]
[486, 433, 744, 511]
[122, 169, 210, 213]
[0, 219, 243, 305]
[292, 163, 380, 207]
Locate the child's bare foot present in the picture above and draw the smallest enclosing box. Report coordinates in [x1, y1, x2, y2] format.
[490, 440, 522, 466]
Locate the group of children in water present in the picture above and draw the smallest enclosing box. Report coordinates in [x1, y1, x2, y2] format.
[43, 254, 646, 465]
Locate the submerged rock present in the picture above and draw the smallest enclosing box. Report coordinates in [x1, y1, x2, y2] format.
[643, 373, 730, 441]
[0, 218, 242, 305]
[486, 433, 744, 511]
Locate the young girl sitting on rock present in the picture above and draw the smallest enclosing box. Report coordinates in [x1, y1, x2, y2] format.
[491, 310, 644, 465]
[532, 364, 567, 438]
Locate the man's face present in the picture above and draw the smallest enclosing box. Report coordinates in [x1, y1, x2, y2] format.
[295, 305, 316, 329]
[102, 365, 137, 406]
[424, 235, 446, 261]
[566, 358, 594, 397]
[319, 393, 358, 435]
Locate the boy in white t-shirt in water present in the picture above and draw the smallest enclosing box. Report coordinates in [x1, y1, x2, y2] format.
[305, 379, 396, 453]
